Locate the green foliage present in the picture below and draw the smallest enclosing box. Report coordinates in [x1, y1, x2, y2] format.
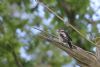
[0, 0, 99, 67]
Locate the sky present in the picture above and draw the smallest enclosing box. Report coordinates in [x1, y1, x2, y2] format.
[90, 0, 100, 20]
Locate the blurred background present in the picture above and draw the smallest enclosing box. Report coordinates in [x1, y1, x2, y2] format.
[0, 0, 100, 67]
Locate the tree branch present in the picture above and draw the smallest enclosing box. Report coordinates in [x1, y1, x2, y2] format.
[96, 40, 100, 63]
[39, 34, 100, 67]
[12, 50, 23, 67]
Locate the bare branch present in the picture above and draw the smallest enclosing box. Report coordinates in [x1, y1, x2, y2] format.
[39, 34, 100, 67]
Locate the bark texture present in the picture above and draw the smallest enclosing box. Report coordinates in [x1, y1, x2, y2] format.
[40, 34, 100, 67]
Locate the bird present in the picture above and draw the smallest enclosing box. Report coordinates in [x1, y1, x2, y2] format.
[57, 29, 73, 48]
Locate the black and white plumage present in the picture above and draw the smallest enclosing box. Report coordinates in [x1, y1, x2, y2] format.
[57, 29, 73, 48]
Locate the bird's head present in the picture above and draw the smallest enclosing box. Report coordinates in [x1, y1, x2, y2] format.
[57, 28, 65, 33]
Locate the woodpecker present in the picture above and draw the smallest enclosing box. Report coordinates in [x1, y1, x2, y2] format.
[57, 29, 73, 48]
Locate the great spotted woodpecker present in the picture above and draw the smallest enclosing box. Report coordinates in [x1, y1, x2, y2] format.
[57, 29, 73, 48]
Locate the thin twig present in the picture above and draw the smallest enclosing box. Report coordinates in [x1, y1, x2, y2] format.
[33, 27, 59, 39]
